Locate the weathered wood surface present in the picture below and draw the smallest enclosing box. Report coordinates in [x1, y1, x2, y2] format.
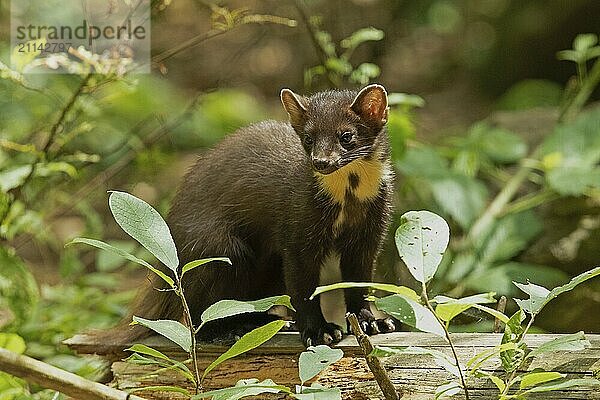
[65, 332, 600, 399]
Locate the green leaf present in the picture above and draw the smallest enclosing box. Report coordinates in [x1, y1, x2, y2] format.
[522, 378, 600, 393]
[430, 176, 488, 229]
[125, 344, 170, 362]
[130, 385, 191, 395]
[202, 320, 286, 379]
[396, 146, 449, 179]
[181, 257, 231, 277]
[35, 162, 77, 178]
[435, 381, 462, 399]
[467, 342, 517, 372]
[132, 316, 191, 353]
[388, 93, 425, 108]
[527, 331, 591, 359]
[109, 191, 179, 272]
[310, 282, 420, 302]
[341, 27, 384, 50]
[395, 210, 450, 283]
[0, 248, 39, 330]
[350, 63, 381, 85]
[372, 346, 459, 378]
[519, 372, 565, 389]
[191, 379, 290, 400]
[514, 266, 600, 316]
[546, 166, 600, 195]
[573, 33, 598, 52]
[496, 79, 562, 111]
[0, 165, 32, 192]
[299, 345, 343, 385]
[67, 238, 174, 287]
[375, 295, 445, 337]
[469, 123, 528, 163]
[200, 296, 295, 328]
[293, 384, 342, 400]
[0, 333, 26, 354]
[434, 293, 505, 324]
[501, 310, 526, 373]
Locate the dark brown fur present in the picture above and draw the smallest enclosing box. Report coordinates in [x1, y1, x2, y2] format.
[107, 85, 395, 347]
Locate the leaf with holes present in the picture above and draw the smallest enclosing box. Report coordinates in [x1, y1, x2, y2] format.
[299, 345, 343, 385]
[395, 210, 450, 284]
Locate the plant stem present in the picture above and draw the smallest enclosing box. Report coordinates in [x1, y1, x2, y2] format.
[500, 315, 536, 396]
[560, 57, 600, 122]
[421, 283, 470, 400]
[176, 277, 201, 394]
[500, 189, 560, 216]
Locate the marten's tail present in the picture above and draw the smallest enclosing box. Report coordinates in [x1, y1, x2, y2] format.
[85, 273, 182, 357]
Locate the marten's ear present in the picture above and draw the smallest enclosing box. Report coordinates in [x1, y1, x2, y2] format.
[351, 84, 388, 129]
[280, 88, 308, 131]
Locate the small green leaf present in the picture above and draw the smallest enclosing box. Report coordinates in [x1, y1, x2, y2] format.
[573, 33, 598, 52]
[192, 378, 290, 399]
[523, 378, 600, 393]
[109, 191, 179, 272]
[310, 282, 419, 302]
[520, 372, 565, 389]
[0, 333, 26, 354]
[375, 295, 445, 337]
[373, 346, 459, 377]
[130, 385, 191, 395]
[299, 345, 343, 385]
[202, 320, 286, 379]
[0, 165, 32, 192]
[67, 238, 174, 287]
[435, 381, 462, 399]
[293, 384, 342, 400]
[125, 344, 170, 362]
[501, 310, 526, 373]
[388, 93, 425, 108]
[467, 342, 517, 372]
[433, 293, 497, 321]
[200, 296, 295, 328]
[341, 27, 384, 49]
[527, 331, 591, 359]
[395, 210, 450, 284]
[132, 316, 191, 353]
[181, 257, 231, 277]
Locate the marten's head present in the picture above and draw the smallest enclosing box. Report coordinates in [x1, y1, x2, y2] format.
[280, 84, 389, 176]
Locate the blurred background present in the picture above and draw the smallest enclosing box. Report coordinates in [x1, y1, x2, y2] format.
[0, 0, 599, 394]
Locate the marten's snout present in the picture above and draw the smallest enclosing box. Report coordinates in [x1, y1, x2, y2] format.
[312, 157, 337, 174]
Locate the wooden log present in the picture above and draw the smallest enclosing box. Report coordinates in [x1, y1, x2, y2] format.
[65, 332, 600, 399]
[0, 347, 146, 400]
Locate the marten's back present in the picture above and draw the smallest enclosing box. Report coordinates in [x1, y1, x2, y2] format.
[167, 120, 312, 261]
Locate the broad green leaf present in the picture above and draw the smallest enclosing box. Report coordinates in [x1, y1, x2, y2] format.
[514, 266, 600, 316]
[181, 257, 231, 277]
[430, 176, 488, 229]
[546, 166, 600, 195]
[109, 191, 179, 272]
[341, 27, 384, 50]
[522, 378, 600, 393]
[435, 303, 471, 323]
[299, 345, 343, 385]
[202, 320, 286, 379]
[0, 165, 32, 192]
[375, 295, 445, 337]
[0, 248, 39, 330]
[496, 79, 562, 111]
[435, 381, 462, 399]
[125, 344, 170, 362]
[293, 384, 342, 400]
[513, 282, 551, 315]
[130, 385, 191, 395]
[191, 379, 290, 400]
[67, 238, 174, 287]
[372, 346, 459, 378]
[396, 146, 449, 179]
[573, 33, 598, 52]
[395, 210, 450, 283]
[132, 316, 191, 353]
[527, 331, 590, 359]
[0, 333, 26, 354]
[310, 282, 419, 302]
[200, 296, 295, 328]
[520, 372, 564, 389]
[470, 123, 528, 163]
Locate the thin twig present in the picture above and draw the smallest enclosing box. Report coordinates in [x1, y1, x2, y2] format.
[560, 57, 600, 121]
[493, 296, 507, 334]
[347, 313, 401, 400]
[293, 0, 338, 88]
[421, 284, 470, 400]
[177, 280, 201, 393]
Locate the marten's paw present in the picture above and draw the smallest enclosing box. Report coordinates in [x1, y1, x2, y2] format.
[301, 322, 344, 347]
[354, 307, 396, 335]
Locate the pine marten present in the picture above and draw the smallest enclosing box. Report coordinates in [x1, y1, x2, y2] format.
[118, 84, 396, 346]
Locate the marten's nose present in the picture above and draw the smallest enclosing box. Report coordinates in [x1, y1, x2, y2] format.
[312, 158, 335, 173]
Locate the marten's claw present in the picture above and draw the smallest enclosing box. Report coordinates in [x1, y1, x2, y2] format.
[301, 322, 344, 347]
[355, 308, 396, 335]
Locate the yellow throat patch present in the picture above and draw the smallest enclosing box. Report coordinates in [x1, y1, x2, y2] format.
[316, 158, 391, 204]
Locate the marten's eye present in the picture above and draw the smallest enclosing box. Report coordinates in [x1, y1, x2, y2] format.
[303, 134, 313, 146]
[340, 131, 354, 145]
